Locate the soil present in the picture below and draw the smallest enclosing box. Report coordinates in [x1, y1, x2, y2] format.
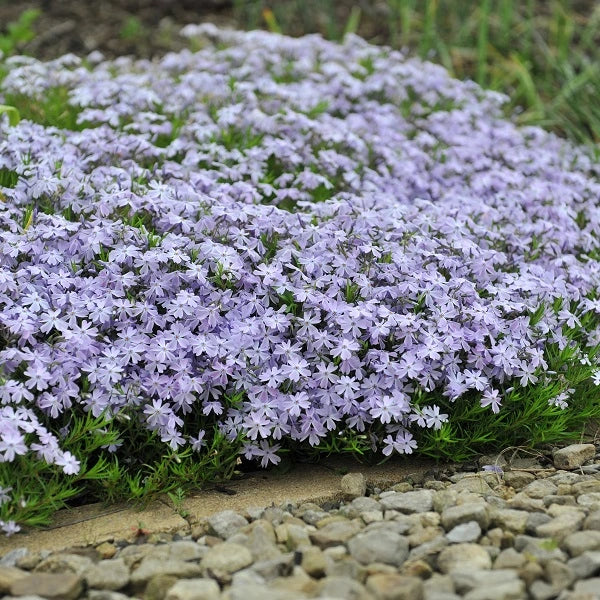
[0, 0, 238, 60]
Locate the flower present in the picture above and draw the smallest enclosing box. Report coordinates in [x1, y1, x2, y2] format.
[1, 25, 600, 538]
[480, 388, 502, 414]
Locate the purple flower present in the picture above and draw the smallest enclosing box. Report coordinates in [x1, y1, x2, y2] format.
[0, 25, 599, 541]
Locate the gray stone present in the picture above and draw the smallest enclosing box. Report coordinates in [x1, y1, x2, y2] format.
[432, 490, 459, 513]
[34, 553, 93, 576]
[529, 580, 559, 600]
[261, 507, 287, 525]
[409, 536, 449, 563]
[281, 523, 311, 550]
[544, 494, 576, 507]
[506, 492, 545, 511]
[568, 550, 600, 578]
[553, 444, 596, 470]
[350, 496, 382, 513]
[583, 511, 600, 530]
[522, 479, 558, 499]
[10, 572, 83, 600]
[446, 521, 481, 543]
[446, 478, 496, 496]
[317, 575, 373, 600]
[536, 512, 585, 541]
[116, 543, 155, 568]
[544, 559, 574, 590]
[436, 544, 492, 573]
[379, 490, 434, 514]
[341, 473, 367, 498]
[300, 509, 329, 526]
[207, 510, 249, 539]
[423, 574, 455, 595]
[450, 569, 520, 594]
[514, 535, 568, 563]
[564, 530, 600, 557]
[130, 557, 202, 585]
[493, 548, 526, 569]
[161, 540, 206, 561]
[489, 508, 529, 534]
[165, 578, 221, 600]
[325, 555, 366, 580]
[87, 592, 133, 600]
[248, 554, 294, 580]
[366, 573, 423, 600]
[449, 473, 498, 485]
[409, 526, 444, 547]
[223, 583, 307, 600]
[230, 569, 265, 587]
[441, 503, 489, 531]
[518, 560, 544, 587]
[200, 542, 253, 575]
[577, 493, 600, 510]
[348, 529, 409, 567]
[0, 567, 28, 593]
[573, 480, 600, 494]
[269, 566, 318, 595]
[0, 549, 29, 568]
[503, 471, 536, 490]
[244, 521, 281, 561]
[83, 558, 129, 590]
[362, 510, 384, 524]
[309, 519, 362, 548]
[549, 471, 586, 485]
[463, 581, 525, 600]
[526, 512, 552, 534]
[367, 519, 412, 536]
[299, 546, 326, 578]
[573, 577, 600, 595]
[145, 574, 179, 600]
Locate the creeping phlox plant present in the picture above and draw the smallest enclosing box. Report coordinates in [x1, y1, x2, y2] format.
[1, 24, 600, 533]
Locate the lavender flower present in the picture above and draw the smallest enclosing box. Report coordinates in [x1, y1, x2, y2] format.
[0, 26, 599, 521]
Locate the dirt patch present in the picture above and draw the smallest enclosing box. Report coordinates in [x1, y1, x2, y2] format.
[0, 0, 238, 60]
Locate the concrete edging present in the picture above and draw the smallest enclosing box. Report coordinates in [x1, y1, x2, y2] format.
[0, 456, 443, 556]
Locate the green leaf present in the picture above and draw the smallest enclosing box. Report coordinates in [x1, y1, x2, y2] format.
[0, 104, 20, 126]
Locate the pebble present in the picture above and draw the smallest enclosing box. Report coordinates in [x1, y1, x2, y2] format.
[4, 442, 600, 600]
[341, 473, 367, 499]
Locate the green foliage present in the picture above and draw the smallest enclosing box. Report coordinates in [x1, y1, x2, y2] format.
[2, 87, 83, 130]
[0, 167, 18, 188]
[0, 104, 20, 126]
[0, 8, 40, 57]
[120, 16, 144, 41]
[0, 404, 246, 530]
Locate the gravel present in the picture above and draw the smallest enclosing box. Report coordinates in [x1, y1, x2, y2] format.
[3, 442, 600, 600]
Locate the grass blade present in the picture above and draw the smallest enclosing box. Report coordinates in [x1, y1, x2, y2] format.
[477, 0, 491, 86]
[343, 6, 362, 39]
[0, 104, 20, 126]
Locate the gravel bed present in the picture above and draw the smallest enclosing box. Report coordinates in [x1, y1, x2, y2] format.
[3, 443, 600, 600]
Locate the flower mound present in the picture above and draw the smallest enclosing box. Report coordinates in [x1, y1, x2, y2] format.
[1, 25, 600, 501]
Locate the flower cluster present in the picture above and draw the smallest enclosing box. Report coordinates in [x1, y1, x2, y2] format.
[1, 25, 600, 477]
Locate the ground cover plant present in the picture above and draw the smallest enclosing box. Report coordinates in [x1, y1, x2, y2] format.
[1, 24, 600, 535]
